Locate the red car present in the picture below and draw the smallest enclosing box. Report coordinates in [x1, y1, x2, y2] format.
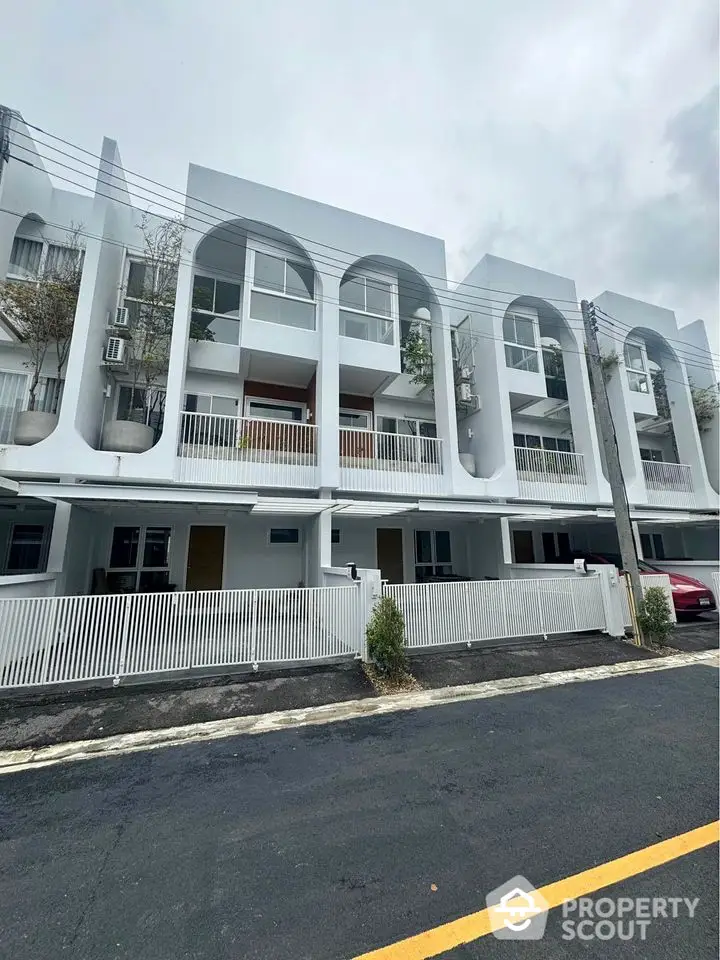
[579, 553, 717, 617]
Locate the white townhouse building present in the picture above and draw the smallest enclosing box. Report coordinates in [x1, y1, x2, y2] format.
[0, 109, 717, 618]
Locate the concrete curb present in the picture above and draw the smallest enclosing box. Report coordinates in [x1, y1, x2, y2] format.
[0, 649, 716, 775]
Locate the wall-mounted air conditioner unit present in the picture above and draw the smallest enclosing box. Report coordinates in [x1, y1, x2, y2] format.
[460, 366, 472, 382]
[111, 306, 130, 329]
[104, 336, 126, 365]
[457, 382, 473, 403]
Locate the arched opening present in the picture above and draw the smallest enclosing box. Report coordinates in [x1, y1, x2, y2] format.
[8, 213, 46, 279]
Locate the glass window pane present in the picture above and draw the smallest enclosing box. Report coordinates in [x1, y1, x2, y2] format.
[0, 372, 28, 443]
[415, 530, 432, 564]
[270, 528, 299, 543]
[366, 279, 392, 317]
[515, 317, 535, 347]
[378, 417, 397, 433]
[143, 528, 171, 568]
[248, 401, 302, 421]
[254, 252, 285, 292]
[106, 571, 138, 594]
[285, 261, 314, 300]
[192, 311, 239, 345]
[513, 433, 526, 447]
[138, 570, 170, 591]
[419, 421, 437, 438]
[117, 386, 146, 423]
[628, 371, 649, 393]
[110, 527, 139, 568]
[625, 344, 644, 370]
[339, 277, 366, 310]
[526, 435, 542, 449]
[9, 237, 43, 277]
[214, 281, 241, 316]
[127, 261, 152, 299]
[250, 290, 315, 329]
[340, 310, 369, 340]
[192, 275, 215, 311]
[211, 396, 238, 417]
[542, 436, 558, 451]
[556, 438, 572, 453]
[7, 525, 45, 572]
[339, 411, 369, 427]
[435, 531, 452, 564]
[502, 314, 516, 342]
[184, 394, 212, 414]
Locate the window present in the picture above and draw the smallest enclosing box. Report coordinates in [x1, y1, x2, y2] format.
[513, 530, 535, 563]
[107, 526, 171, 593]
[414, 530, 452, 581]
[331, 528, 340, 544]
[542, 531, 571, 562]
[184, 394, 238, 417]
[640, 533, 666, 561]
[191, 274, 242, 345]
[8, 237, 42, 278]
[377, 416, 438, 464]
[245, 398, 304, 422]
[503, 313, 539, 372]
[5, 524, 48, 574]
[183, 394, 239, 444]
[250, 252, 316, 330]
[339, 274, 394, 344]
[514, 433, 577, 475]
[0, 372, 28, 442]
[543, 347, 568, 400]
[514, 433, 573, 453]
[45, 244, 84, 279]
[270, 528, 300, 544]
[339, 409, 371, 429]
[123, 258, 177, 334]
[639, 447, 664, 463]
[625, 343, 650, 393]
[117, 385, 165, 439]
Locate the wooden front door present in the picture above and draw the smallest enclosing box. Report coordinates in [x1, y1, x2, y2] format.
[186, 525, 225, 591]
[376, 528, 404, 584]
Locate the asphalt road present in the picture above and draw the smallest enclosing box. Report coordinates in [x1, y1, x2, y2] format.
[0, 663, 717, 959]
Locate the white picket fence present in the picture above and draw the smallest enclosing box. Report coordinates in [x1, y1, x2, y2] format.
[712, 572, 720, 605]
[384, 576, 607, 648]
[619, 574, 676, 628]
[0, 586, 362, 689]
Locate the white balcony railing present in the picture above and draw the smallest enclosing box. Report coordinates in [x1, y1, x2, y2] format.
[339, 427, 444, 496]
[641, 459, 695, 508]
[177, 412, 318, 488]
[515, 446, 588, 503]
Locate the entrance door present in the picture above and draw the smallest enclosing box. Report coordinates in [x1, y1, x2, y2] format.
[376, 528, 404, 583]
[186, 525, 225, 591]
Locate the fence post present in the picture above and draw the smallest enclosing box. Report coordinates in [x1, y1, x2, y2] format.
[250, 591, 259, 671]
[535, 581, 547, 640]
[113, 595, 133, 687]
[596, 567, 626, 638]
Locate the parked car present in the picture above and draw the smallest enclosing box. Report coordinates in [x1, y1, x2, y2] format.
[571, 553, 716, 617]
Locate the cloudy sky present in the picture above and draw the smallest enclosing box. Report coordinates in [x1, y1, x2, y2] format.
[1, 0, 718, 355]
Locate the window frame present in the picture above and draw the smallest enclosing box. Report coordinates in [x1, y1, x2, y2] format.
[414, 529, 453, 582]
[106, 524, 173, 594]
[268, 527, 301, 545]
[639, 447, 665, 463]
[190, 271, 243, 345]
[243, 396, 306, 423]
[503, 312, 539, 373]
[3, 522, 50, 575]
[624, 341, 651, 394]
[339, 270, 397, 345]
[246, 245, 317, 332]
[183, 393, 239, 417]
[339, 408, 372, 429]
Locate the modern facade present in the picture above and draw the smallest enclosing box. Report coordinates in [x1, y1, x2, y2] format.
[0, 109, 717, 605]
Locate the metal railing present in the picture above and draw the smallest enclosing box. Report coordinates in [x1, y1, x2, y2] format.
[0, 585, 362, 688]
[641, 459, 695, 508]
[514, 446, 588, 503]
[384, 576, 606, 647]
[177, 412, 318, 488]
[339, 427, 444, 495]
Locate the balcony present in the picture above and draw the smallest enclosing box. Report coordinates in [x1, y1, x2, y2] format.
[176, 413, 317, 488]
[641, 459, 695, 508]
[339, 428, 444, 496]
[515, 447, 588, 503]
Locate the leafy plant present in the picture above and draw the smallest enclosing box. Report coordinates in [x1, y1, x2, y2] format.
[401, 323, 433, 389]
[366, 595, 406, 677]
[637, 586, 674, 645]
[689, 379, 719, 433]
[0, 224, 84, 412]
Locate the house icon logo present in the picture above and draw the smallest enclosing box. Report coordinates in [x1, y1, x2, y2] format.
[486, 875, 549, 940]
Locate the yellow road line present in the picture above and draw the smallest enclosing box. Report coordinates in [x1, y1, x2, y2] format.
[353, 820, 720, 960]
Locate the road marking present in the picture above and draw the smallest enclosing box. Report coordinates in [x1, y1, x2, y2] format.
[0, 649, 716, 774]
[353, 821, 720, 959]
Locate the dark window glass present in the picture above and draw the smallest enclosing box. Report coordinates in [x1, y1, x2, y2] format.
[7, 525, 45, 572]
[285, 261, 314, 300]
[415, 530, 432, 564]
[542, 531, 557, 562]
[513, 433, 525, 448]
[192, 275, 215, 311]
[143, 528, 171, 568]
[110, 527, 140, 568]
[526, 435, 542, 449]
[214, 280, 241, 316]
[331, 528, 340, 544]
[270, 528, 300, 544]
[138, 570, 171, 592]
[640, 533, 652, 557]
[513, 530, 535, 563]
[106, 571, 137, 594]
[127, 261, 152, 299]
[542, 436, 558, 451]
[652, 534, 665, 560]
[435, 531, 452, 564]
[557, 532, 571, 559]
[556, 438, 572, 453]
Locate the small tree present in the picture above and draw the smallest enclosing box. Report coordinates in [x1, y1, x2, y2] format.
[637, 586, 674, 646]
[0, 224, 84, 412]
[689, 379, 720, 433]
[366, 595, 407, 677]
[402, 323, 434, 390]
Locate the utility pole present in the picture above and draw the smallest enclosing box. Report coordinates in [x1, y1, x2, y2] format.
[581, 299, 645, 625]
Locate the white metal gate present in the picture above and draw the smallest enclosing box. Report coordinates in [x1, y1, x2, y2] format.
[384, 576, 607, 648]
[0, 585, 363, 689]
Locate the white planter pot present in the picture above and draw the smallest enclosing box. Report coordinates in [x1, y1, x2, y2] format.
[459, 453, 476, 476]
[14, 411, 58, 446]
[101, 420, 155, 454]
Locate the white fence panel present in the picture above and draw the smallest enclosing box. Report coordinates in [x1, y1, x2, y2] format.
[0, 585, 362, 689]
[384, 576, 607, 649]
[713, 572, 720, 605]
[619, 574, 677, 628]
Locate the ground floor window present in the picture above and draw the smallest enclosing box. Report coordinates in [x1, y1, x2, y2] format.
[512, 530, 535, 563]
[414, 529, 452, 581]
[269, 528, 300, 544]
[4, 524, 49, 574]
[640, 532, 665, 560]
[107, 526, 172, 593]
[542, 531, 571, 562]
[639, 447, 665, 463]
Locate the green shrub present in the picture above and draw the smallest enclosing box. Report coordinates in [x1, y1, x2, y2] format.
[366, 596, 406, 677]
[637, 586, 674, 645]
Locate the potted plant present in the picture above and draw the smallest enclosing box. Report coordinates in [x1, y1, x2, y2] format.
[0, 226, 83, 445]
